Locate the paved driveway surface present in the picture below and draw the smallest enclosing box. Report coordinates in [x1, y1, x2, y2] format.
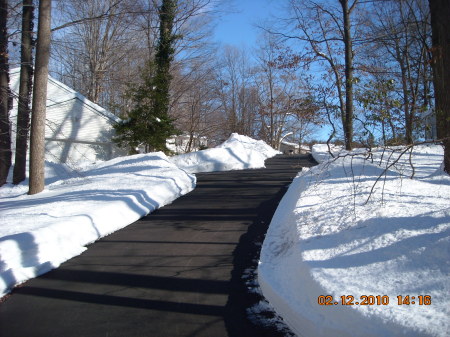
[0, 154, 316, 337]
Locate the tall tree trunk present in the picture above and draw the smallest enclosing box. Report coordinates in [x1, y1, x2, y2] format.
[13, 0, 34, 185]
[267, 66, 274, 148]
[0, 0, 11, 186]
[429, 0, 450, 174]
[340, 0, 355, 150]
[397, 50, 412, 144]
[155, 0, 176, 117]
[28, 0, 51, 195]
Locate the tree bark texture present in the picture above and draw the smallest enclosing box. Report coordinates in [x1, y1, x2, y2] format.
[13, 0, 34, 185]
[429, 0, 450, 174]
[155, 0, 176, 116]
[0, 0, 11, 186]
[28, 0, 51, 195]
[340, 0, 355, 150]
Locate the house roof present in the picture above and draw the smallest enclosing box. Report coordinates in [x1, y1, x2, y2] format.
[10, 67, 120, 123]
[280, 140, 300, 148]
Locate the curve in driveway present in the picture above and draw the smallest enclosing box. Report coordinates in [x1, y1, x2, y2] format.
[0, 154, 317, 337]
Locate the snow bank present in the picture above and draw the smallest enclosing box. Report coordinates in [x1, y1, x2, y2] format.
[216, 133, 280, 158]
[0, 153, 195, 298]
[170, 133, 280, 173]
[311, 143, 343, 163]
[259, 144, 450, 337]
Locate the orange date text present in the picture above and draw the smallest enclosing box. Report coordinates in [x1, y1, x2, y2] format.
[318, 295, 432, 306]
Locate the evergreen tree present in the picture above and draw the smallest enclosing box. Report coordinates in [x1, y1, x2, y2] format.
[114, 0, 178, 153]
[114, 62, 177, 153]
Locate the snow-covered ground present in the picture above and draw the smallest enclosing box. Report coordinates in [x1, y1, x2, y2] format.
[170, 133, 280, 173]
[0, 134, 278, 298]
[0, 153, 196, 298]
[259, 144, 450, 337]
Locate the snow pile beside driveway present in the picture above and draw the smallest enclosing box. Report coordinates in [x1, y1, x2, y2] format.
[216, 133, 281, 158]
[311, 143, 343, 163]
[170, 133, 280, 173]
[259, 144, 450, 337]
[0, 153, 195, 298]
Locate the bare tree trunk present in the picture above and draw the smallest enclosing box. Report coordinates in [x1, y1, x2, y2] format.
[0, 0, 11, 186]
[429, 0, 450, 174]
[13, 0, 34, 185]
[29, 0, 51, 195]
[396, 43, 412, 144]
[340, 0, 356, 151]
[292, 0, 354, 149]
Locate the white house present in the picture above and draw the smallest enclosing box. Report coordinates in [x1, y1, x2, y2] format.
[9, 68, 125, 164]
[166, 132, 208, 154]
[279, 141, 299, 155]
[279, 140, 310, 155]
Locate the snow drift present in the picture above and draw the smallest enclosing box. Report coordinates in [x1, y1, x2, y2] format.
[0, 153, 196, 298]
[0, 133, 280, 298]
[259, 144, 450, 337]
[170, 133, 280, 173]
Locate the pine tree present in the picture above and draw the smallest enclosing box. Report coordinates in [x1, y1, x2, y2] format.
[113, 0, 178, 154]
[114, 62, 177, 153]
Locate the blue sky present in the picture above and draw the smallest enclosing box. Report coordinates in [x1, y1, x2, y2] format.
[212, 1, 331, 141]
[213, 0, 284, 47]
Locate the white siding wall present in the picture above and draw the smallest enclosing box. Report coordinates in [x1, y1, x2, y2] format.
[45, 139, 117, 164]
[45, 100, 113, 142]
[9, 69, 125, 163]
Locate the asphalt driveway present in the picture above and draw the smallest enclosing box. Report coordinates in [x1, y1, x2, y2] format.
[0, 154, 316, 337]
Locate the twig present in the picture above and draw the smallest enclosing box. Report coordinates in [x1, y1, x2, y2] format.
[408, 146, 415, 179]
